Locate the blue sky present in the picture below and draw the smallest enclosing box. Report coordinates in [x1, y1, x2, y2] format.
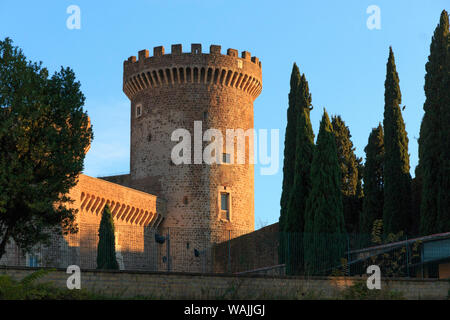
[1, 0, 448, 228]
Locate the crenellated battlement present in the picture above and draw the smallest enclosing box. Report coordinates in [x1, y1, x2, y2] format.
[123, 44, 262, 100]
[124, 44, 262, 68]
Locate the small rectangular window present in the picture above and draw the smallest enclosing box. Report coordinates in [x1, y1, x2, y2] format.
[222, 153, 231, 164]
[220, 192, 230, 220]
[221, 193, 229, 211]
[27, 254, 39, 267]
[136, 104, 142, 118]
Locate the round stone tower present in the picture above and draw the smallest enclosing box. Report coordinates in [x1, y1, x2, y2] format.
[123, 44, 262, 245]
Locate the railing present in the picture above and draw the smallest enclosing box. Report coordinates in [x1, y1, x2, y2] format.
[1, 225, 448, 278]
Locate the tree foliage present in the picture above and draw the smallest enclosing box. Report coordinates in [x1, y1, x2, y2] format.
[0, 38, 92, 259]
[279, 63, 302, 234]
[410, 167, 422, 236]
[304, 110, 345, 275]
[437, 11, 450, 232]
[331, 115, 362, 233]
[360, 124, 384, 234]
[97, 205, 119, 270]
[382, 47, 412, 235]
[364, 219, 421, 278]
[418, 10, 450, 234]
[286, 73, 314, 233]
[284, 71, 315, 274]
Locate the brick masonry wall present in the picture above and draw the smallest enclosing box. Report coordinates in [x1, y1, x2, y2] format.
[99, 174, 131, 188]
[124, 44, 262, 240]
[1, 44, 263, 274]
[122, 44, 263, 272]
[213, 223, 279, 273]
[0, 174, 166, 271]
[64, 174, 166, 271]
[1, 267, 449, 300]
[68, 174, 163, 228]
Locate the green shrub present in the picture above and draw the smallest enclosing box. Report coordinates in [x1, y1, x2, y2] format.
[340, 281, 404, 300]
[0, 271, 105, 300]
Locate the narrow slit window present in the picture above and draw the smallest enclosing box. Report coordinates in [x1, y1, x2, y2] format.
[222, 153, 231, 164]
[220, 192, 230, 220]
[220, 193, 228, 210]
[136, 104, 142, 118]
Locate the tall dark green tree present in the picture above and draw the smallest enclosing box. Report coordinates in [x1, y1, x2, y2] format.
[360, 124, 384, 235]
[304, 109, 345, 275]
[279, 63, 302, 233]
[437, 11, 450, 232]
[285, 73, 315, 274]
[286, 73, 314, 233]
[279, 63, 302, 264]
[411, 166, 422, 236]
[382, 47, 412, 235]
[97, 205, 119, 270]
[355, 156, 365, 227]
[0, 38, 92, 260]
[419, 10, 450, 234]
[331, 115, 361, 233]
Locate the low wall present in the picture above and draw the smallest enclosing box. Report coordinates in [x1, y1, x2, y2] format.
[98, 174, 131, 188]
[1, 267, 449, 300]
[0, 174, 169, 272]
[213, 223, 279, 273]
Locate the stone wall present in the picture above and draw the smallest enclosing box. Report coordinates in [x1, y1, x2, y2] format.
[0, 174, 166, 271]
[65, 174, 167, 271]
[213, 223, 279, 273]
[99, 174, 131, 188]
[68, 174, 164, 228]
[1, 267, 449, 300]
[124, 44, 262, 240]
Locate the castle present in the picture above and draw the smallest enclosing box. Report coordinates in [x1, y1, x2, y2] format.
[0, 44, 263, 273]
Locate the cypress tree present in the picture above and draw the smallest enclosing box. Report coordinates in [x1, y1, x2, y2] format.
[360, 124, 385, 235]
[382, 47, 412, 235]
[418, 11, 449, 235]
[97, 204, 119, 270]
[331, 115, 361, 233]
[285, 73, 315, 274]
[304, 110, 345, 275]
[279, 63, 301, 264]
[411, 166, 423, 236]
[279, 63, 302, 233]
[437, 11, 450, 232]
[286, 73, 314, 233]
[355, 157, 365, 223]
